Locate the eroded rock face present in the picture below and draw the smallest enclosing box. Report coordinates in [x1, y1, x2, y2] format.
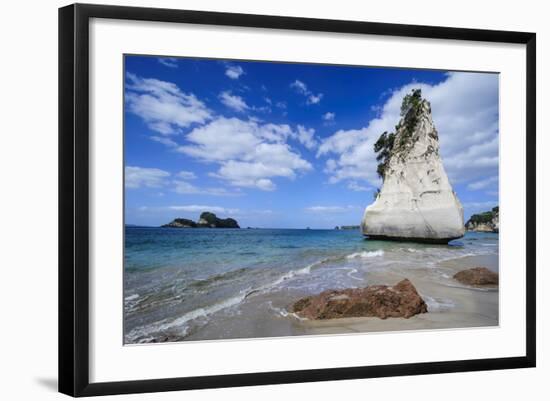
[361, 94, 464, 244]
[453, 267, 498, 286]
[291, 279, 428, 320]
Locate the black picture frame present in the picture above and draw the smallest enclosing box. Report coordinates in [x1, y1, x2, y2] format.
[59, 3, 536, 397]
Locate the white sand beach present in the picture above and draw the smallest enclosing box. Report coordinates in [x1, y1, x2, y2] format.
[297, 253, 498, 336]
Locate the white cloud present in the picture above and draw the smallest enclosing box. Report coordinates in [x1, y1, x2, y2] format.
[177, 117, 313, 191]
[323, 112, 335, 121]
[225, 65, 244, 79]
[255, 178, 276, 191]
[467, 175, 499, 190]
[219, 91, 249, 112]
[252, 105, 272, 114]
[125, 166, 238, 196]
[178, 117, 261, 161]
[295, 125, 318, 150]
[318, 72, 499, 190]
[209, 146, 310, 190]
[168, 205, 240, 214]
[317, 128, 381, 185]
[172, 180, 198, 194]
[125, 166, 170, 189]
[347, 181, 372, 192]
[173, 180, 237, 196]
[150, 136, 178, 147]
[157, 57, 178, 68]
[462, 200, 498, 210]
[125, 73, 212, 135]
[307, 93, 323, 105]
[125, 72, 316, 193]
[172, 169, 240, 196]
[290, 80, 308, 94]
[218, 91, 272, 114]
[290, 79, 323, 105]
[324, 159, 337, 173]
[176, 170, 197, 180]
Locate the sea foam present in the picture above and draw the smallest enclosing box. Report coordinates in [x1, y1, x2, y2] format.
[346, 250, 384, 259]
[125, 291, 248, 342]
[422, 295, 455, 312]
[125, 259, 324, 342]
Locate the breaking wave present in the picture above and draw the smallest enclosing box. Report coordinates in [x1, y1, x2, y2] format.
[125, 257, 336, 342]
[346, 250, 384, 259]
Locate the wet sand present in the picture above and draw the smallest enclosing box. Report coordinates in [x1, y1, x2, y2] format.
[298, 253, 499, 336]
[182, 253, 499, 341]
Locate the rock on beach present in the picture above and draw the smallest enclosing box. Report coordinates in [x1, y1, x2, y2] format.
[291, 279, 428, 320]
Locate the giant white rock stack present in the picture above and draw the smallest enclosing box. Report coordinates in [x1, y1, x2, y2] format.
[361, 90, 464, 244]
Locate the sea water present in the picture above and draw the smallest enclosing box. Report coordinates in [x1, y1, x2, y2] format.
[124, 227, 498, 343]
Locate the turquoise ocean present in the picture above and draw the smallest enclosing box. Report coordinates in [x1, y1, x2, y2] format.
[124, 227, 499, 343]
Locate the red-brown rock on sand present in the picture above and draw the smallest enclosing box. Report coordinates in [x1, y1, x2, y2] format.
[291, 279, 428, 320]
[453, 267, 498, 286]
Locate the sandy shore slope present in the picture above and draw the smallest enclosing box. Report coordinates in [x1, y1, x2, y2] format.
[297, 254, 499, 336]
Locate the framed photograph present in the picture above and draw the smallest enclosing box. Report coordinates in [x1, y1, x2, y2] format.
[59, 3, 536, 397]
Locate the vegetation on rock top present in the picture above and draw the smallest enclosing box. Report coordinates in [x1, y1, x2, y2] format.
[198, 211, 240, 228]
[374, 88, 427, 180]
[465, 206, 499, 233]
[467, 206, 499, 225]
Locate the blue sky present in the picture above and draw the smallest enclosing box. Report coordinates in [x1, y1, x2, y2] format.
[124, 55, 499, 228]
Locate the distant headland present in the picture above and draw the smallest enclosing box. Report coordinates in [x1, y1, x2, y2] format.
[465, 206, 499, 233]
[162, 212, 240, 229]
[335, 225, 360, 230]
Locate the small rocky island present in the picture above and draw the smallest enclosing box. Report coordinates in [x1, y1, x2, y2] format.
[361, 89, 464, 244]
[465, 206, 499, 233]
[162, 212, 240, 229]
[334, 225, 360, 230]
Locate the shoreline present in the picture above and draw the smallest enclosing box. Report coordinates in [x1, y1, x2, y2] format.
[124, 228, 499, 344]
[177, 251, 499, 342]
[294, 253, 499, 336]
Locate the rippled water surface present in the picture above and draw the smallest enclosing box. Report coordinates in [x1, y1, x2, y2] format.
[124, 227, 498, 343]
